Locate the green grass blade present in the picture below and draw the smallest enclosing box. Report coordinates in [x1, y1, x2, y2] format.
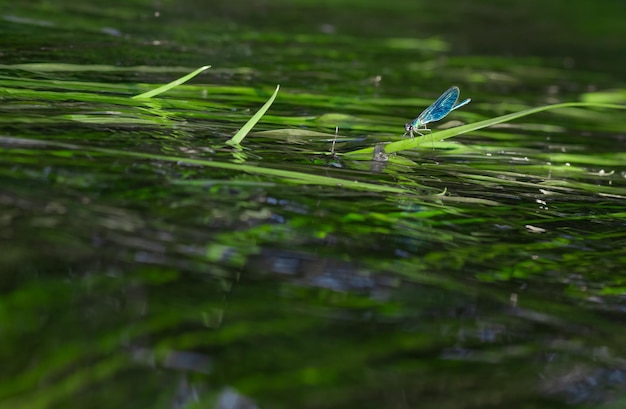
[344, 102, 626, 158]
[227, 84, 280, 145]
[132, 65, 211, 99]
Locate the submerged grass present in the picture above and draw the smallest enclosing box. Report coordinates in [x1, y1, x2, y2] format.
[0, 136, 416, 194]
[2, 66, 625, 202]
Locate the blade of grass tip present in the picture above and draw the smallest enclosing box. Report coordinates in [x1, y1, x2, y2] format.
[227, 84, 280, 146]
[132, 65, 211, 99]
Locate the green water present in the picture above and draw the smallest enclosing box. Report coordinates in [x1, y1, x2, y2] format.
[1, 1, 626, 408]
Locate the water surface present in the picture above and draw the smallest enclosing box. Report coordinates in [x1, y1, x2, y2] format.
[1, 1, 626, 408]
